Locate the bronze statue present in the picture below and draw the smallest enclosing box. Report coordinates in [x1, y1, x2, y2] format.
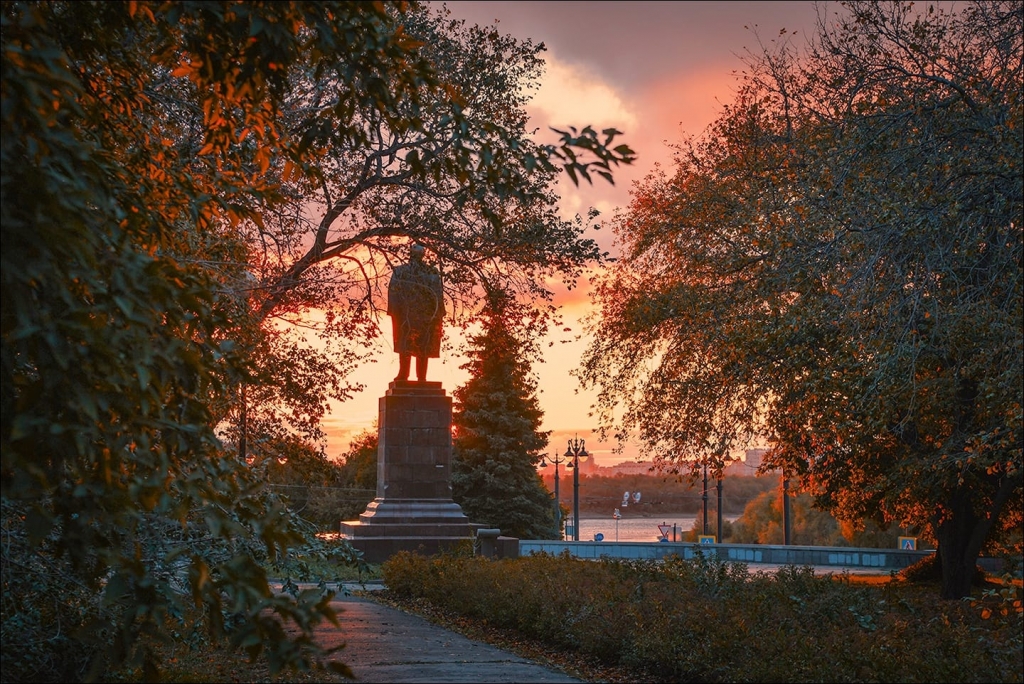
[388, 243, 444, 382]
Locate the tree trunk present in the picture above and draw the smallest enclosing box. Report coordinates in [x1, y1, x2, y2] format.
[933, 490, 988, 600]
[933, 543, 974, 600]
[935, 472, 1022, 599]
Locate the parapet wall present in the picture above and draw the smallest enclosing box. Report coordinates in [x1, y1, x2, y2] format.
[518, 540, 933, 570]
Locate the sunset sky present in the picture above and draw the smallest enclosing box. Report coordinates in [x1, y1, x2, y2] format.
[323, 1, 828, 465]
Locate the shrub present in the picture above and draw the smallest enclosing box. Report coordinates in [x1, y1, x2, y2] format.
[900, 553, 986, 585]
[381, 552, 1023, 683]
[265, 534, 375, 587]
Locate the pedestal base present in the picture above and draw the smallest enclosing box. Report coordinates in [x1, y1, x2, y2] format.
[339, 381, 476, 563]
[339, 520, 479, 563]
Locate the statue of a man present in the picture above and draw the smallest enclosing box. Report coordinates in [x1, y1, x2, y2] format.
[388, 243, 445, 382]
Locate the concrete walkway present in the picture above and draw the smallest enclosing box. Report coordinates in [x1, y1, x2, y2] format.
[297, 583, 580, 683]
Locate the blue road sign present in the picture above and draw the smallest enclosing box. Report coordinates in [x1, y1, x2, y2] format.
[898, 536, 917, 550]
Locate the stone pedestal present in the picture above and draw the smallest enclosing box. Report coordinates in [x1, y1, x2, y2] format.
[339, 381, 476, 562]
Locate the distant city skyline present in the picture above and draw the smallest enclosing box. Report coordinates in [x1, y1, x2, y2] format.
[542, 444, 771, 475]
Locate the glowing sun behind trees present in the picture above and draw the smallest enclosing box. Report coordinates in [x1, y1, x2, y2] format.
[579, 0, 1022, 600]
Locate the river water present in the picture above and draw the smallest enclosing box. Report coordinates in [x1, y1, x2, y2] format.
[570, 516, 737, 543]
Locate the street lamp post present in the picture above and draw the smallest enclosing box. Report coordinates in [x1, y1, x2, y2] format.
[716, 476, 723, 542]
[564, 436, 588, 542]
[539, 451, 567, 539]
[783, 475, 792, 546]
[239, 383, 248, 463]
[236, 272, 256, 464]
[715, 452, 732, 542]
[701, 461, 709, 536]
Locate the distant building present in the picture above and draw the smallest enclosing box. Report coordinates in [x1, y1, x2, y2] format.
[723, 448, 776, 477]
[606, 461, 657, 476]
[562, 447, 777, 479]
[744, 447, 768, 469]
[723, 459, 757, 478]
[577, 454, 600, 476]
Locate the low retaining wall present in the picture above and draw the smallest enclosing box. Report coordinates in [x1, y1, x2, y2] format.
[517, 540, 933, 571]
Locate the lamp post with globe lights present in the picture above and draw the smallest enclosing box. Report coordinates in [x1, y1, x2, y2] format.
[701, 461, 710, 536]
[716, 453, 734, 542]
[564, 436, 588, 541]
[539, 451, 567, 539]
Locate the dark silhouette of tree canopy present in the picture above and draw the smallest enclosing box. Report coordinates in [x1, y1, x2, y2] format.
[189, 1, 635, 475]
[580, 0, 1022, 600]
[452, 291, 557, 540]
[334, 429, 379, 520]
[1, 1, 630, 679]
[337, 430, 379, 493]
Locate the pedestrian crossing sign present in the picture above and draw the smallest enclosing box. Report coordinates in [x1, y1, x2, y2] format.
[698, 535, 716, 545]
[898, 536, 917, 550]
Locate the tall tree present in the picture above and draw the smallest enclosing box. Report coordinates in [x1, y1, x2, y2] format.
[99, 0, 640, 468]
[1, 1, 630, 679]
[2, 2, 372, 679]
[222, 3, 635, 456]
[452, 291, 557, 540]
[579, 0, 1022, 599]
[263, 434, 350, 530]
[335, 429, 379, 521]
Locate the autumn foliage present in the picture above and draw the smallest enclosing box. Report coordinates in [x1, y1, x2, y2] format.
[1, 1, 631, 681]
[580, 0, 1022, 600]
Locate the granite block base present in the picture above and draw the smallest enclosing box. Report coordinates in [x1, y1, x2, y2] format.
[339, 381, 476, 563]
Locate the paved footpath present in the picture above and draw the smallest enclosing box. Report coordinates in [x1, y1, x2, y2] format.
[299, 583, 581, 683]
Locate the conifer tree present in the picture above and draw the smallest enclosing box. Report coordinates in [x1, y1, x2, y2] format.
[452, 292, 557, 539]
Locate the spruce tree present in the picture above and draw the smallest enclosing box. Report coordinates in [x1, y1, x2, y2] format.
[452, 292, 558, 539]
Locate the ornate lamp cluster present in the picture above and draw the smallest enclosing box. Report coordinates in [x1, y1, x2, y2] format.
[540, 435, 588, 541]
